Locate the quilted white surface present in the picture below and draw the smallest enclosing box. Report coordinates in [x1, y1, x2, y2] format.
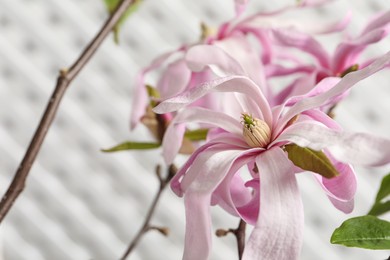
[1, 0, 390, 259]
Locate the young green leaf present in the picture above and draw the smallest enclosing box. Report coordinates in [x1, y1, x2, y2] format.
[331, 215, 390, 250]
[368, 173, 390, 216]
[101, 141, 160, 152]
[103, 0, 143, 44]
[184, 129, 209, 141]
[368, 201, 390, 216]
[284, 144, 339, 179]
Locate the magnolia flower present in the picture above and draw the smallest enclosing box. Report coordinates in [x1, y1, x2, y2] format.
[130, 0, 348, 130]
[153, 50, 390, 259]
[270, 10, 390, 105]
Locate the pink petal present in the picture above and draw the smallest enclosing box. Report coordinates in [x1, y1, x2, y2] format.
[130, 73, 148, 129]
[162, 107, 242, 164]
[212, 171, 260, 225]
[243, 147, 303, 260]
[153, 75, 272, 125]
[277, 51, 390, 133]
[265, 64, 316, 78]
[333, 28, 390, 73]
[186, 45, 245, 76]
[181, 147, 260, 260]
[315, 151, 357, 213]
[170, 135, 250, 196]
[276, 121, 390, 167]
[211, 173, 252, 208]
[157, 58, 192, 99]
[273, 73, 319, 107]
[312, 10, 352, 34]
[361, 10, 390, 36]
[215, 34, 267, 89]
[130, 48, 185, 129]
[272, 28, 330, 69]
[236, 27, 273, 65]
[301, 109, 342, 130]
[283, 77, 342, 107]
[236, 179, 260, 225]
[274, 76, 340, 134]
[234, 0, 248, 16]
[183, 192, 212, 260]
[328, 197, 354, 214]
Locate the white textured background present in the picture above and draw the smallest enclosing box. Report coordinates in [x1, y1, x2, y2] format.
[1, 0, 390, 259]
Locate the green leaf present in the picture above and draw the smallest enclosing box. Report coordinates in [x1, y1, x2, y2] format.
[368, 173, 390, 216]
[285, 144, 339, 179]
[184, 129, 209, 141]
[331, 215, 390, 250]
[101, 141, 160, 152]
[375, 173, 390, 203]
[368, 201, 390, 216]
[103, 0, 143, 44]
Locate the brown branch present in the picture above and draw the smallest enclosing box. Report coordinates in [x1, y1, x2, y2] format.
[0, 0, 136, 223]
[216, 219, 247, 260]
[234, 219, 246, 259]
[120, 164, 177, 260]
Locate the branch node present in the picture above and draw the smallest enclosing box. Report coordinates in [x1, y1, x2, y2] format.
[155, 165, 163, 183]
[215, 229, 230, 237]
[59, 68, 69, 77]
[148, 225, 170, 236]
[168, 164, 177, 180]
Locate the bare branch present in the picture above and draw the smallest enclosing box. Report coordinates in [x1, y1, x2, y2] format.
[0, 0, 137, 223]
[120, 165, 177, 260]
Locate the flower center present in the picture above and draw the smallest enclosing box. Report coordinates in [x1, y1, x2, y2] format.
[241, 113, 271, 148]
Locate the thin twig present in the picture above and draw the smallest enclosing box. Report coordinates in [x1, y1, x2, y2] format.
[216, 219, 247, 260]
[234, 219, 246, 259]
[0, 0, 136, 223]
[120, 164, 177, 260]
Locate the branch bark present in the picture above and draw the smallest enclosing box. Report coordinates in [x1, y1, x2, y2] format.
[120, 164, 177, 260]
[216, 219, 247, 259]
[0, 0, 136, 223]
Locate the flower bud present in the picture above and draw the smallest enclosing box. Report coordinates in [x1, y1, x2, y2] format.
[241, 114, 271, 148]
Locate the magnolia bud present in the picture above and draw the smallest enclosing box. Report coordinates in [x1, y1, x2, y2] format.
[241, 114, 271, 148]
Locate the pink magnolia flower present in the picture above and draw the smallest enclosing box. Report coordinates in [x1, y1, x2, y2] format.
[270, 10, 390, 105]
[130, 0, 347, 131]
[153, 50, 390, 259]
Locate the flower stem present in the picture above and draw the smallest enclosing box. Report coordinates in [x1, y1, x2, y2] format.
[0, 0, 136, 223]
[120, 165, 177, 260]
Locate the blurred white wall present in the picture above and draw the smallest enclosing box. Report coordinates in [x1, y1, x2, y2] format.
[0, 0, 390, 259]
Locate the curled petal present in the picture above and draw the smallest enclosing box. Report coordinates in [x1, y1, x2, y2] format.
[212, 173, 260, 225]
[157, 58, 191, 99]
[130, 48, 185, 129]
[182, 148, 259, 260]
[243, 147, 303, 260]
[170, 135, 249, 196]
[315, 151, 357, 213]
[162, 108, 242, 164]
[153, 75, 272, 125]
